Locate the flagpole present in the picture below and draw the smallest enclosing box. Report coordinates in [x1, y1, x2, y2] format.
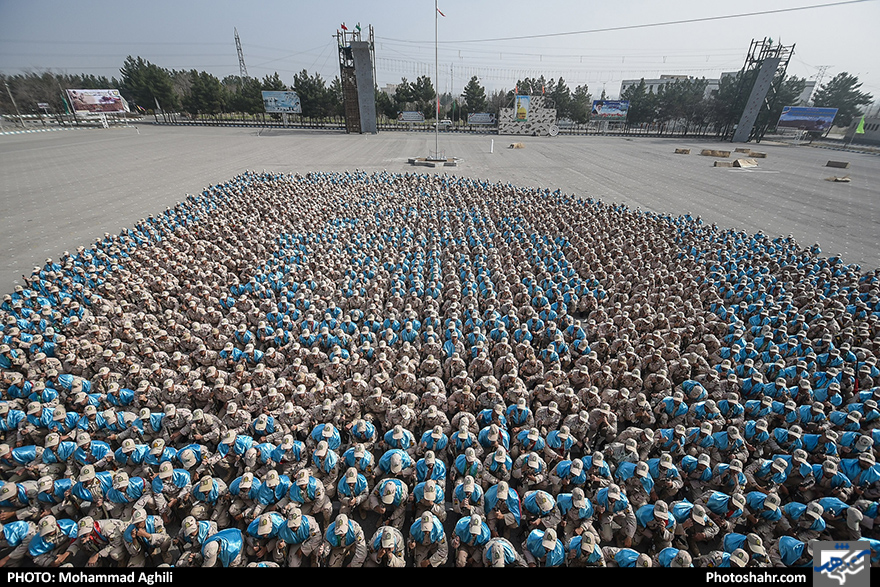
[435, 0, 439, 158]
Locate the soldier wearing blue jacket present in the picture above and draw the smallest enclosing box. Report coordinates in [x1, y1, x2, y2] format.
[175, 515, 217, 566]
[324, 513, 367, 567]
[0, 519, 37, 567]
[136, 461, 191, 518]
[634, 499, 676, 550]
[409, 511, 448, 567]
[368, 478, 408, 530]
[600, 545, 653, 567]
[289, 469, 332, 525]
[201, 528, 244, 567]
[275, 507, 324, 567]
[103, 470, 146, 520]
[452, 514, 490, 567]
[337, 466, 370, 518]
[523, 527, 564, 567]
[28, 515, 77, 567]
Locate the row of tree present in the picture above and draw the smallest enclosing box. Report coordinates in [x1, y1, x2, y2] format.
[374, 75, 595, 124]
[0, 56, 345, 121]
[0, 55, 872, 130]
[619, 71, 872, 135]
[120, 56, 345, 120]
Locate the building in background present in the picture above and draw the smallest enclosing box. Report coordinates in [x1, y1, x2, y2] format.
[847, 116, 880, 145]
[619, 74, 720, 99]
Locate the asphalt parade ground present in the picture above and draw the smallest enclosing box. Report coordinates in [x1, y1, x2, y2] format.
[1, 124, 878, 293]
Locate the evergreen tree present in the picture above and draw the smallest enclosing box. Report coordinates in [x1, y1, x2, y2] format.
[620, 79, 656, 126]
[462, 76, 488, 113]
[182, 70, 224, 118]
[261, 72, 287, 91]
[411, 75, 436, 118]
[764, 75, 807, 130]
[569, 84, 592, 124]
[708, 72, 742, 133]
[393, 78, 415, 110]
[487, 90, 508, 115]
[119, 56, 178, 111]
[292, 69, 333, 119]
[328, 77, 343, 118]
[549, 77, 572, 120]
[238, 76, 266, 114]
[812, 72, 873, 127]
[376, 89, 397, 119]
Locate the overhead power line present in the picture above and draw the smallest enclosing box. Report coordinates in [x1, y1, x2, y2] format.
[377, 0, 874, 44]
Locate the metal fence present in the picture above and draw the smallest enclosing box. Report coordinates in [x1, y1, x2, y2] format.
[149, 113, 730, 139]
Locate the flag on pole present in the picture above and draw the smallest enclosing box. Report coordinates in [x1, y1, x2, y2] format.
[340, 23, 348, 30]
[856, 115, 866, 134]
[355, 23, 362, 33]
[437, 8, 445, 17]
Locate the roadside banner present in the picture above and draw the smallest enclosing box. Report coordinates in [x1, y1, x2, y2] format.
[262, 91, 302, 114]
[66, 89, 128, 113]
[776, 106, 838, 132]
[515, 96, 530, 122]
[468, 112, 496, 125]
[590, 100, 629, 120]
[398, 111, 425, 123]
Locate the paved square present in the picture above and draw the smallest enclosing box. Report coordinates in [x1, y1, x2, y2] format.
[1, 125, 877, 292]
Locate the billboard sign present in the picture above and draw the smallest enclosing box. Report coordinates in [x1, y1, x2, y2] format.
[591, 100, 629, 120]
[66, 89, 128, 113]
[776, 106, 838, 132]
[467, 112, 496, 125]
[262, 91, 302, 114]
[515, 96, 530, 122]
[398, 111, 425, 123]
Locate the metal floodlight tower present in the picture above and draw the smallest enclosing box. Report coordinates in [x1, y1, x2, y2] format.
[724, 37, 795, 143]
[235, 28, 249, 79]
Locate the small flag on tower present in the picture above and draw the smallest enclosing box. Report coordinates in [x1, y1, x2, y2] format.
[437, 8, 445, 17]
[856, 115, 866, 134]
[355, 23, 362, 33]
[340, 23, 348, 31]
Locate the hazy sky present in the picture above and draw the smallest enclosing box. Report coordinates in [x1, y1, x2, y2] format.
[1, 0, 877, 101]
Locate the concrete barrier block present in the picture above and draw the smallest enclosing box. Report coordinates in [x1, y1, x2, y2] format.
[674, 148, 691, 154]
[733, 158, 758, 168]
[734, 147, 752, 153]
[825, 175, 851, 182]
[509, 143, 526, 149]
[714, 161, 734, 168]
[701, 149, 731, 157]
[749, 152, 767, 158]
[826, 160, 850, 168]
